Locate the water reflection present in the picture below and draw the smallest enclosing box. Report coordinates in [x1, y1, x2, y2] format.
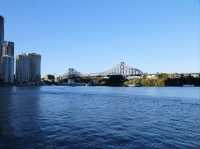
[0, 87, 15, 146]
[0, 87, 46, 148]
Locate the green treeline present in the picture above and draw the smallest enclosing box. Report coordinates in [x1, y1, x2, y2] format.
[165, 76, 200, 86]
[125, 74, 200, 87]
[125, 78, 165, 87]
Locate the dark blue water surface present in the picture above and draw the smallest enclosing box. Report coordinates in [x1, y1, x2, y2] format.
[0, 86, 200, 149]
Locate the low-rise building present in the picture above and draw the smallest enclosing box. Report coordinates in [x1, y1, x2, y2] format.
[146, 74, 157, 79]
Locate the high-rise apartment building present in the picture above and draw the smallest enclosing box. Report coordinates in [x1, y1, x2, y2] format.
[0, 15, 4, 43]
[16, 54, 30, 83]
[15, 53, 42, 83]
[28, 53, 41, 82]
[0, 15, 4, 79]
[0, 41, 14, 83]
[1, 41, 14, 56]
[1, 55, 14, 83]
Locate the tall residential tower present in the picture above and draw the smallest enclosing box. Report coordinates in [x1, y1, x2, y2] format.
[1, 55, 14, 83]
[0, 15, 4, 44]
[1, 41, 14, 56]
[28, 53, 41, 82]
[0, 15, 4, 79]
[0, 41, 14, 83]
[16, 54, 30, 83]
[16, 53, 42, 83]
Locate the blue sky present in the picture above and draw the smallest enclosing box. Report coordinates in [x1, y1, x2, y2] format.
[0, 0, 199, 75]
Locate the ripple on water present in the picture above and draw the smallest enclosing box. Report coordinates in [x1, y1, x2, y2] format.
[0, 86, 200, 149]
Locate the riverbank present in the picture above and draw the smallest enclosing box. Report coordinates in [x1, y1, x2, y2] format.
[1, 74, 200, 87]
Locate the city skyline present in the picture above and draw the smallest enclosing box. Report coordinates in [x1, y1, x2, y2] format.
[0, 0, 199, 75]
[0, 15, 41, 84]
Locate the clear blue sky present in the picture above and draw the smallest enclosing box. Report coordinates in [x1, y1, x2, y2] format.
[0, 0, 199, 75]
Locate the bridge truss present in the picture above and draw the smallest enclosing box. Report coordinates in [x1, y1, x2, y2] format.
[96, 62, 143, 76]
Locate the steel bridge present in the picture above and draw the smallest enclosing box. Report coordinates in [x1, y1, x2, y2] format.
[62, 62, 143, 78]
[90, 62, 143, 76]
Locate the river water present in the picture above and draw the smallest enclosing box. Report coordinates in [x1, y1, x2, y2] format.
[0, 86, 200, 149]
